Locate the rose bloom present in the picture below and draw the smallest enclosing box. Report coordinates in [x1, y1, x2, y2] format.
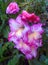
[8, 10, 44, 59]
[21, 10, 40, 23]
[6, 2, 19, 14]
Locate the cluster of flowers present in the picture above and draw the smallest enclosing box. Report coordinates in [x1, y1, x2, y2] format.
[6, 2, 44, 59]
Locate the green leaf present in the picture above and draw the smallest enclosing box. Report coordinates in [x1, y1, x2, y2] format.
[28, 59, 43, 65]
[0, 42, 14, 62]
[45, 59, 48, 65]
[1, 14, 8, 21]
[24, 0, 32, 2]
[0, 20, 5, 32]
[3, 26, 9, 38]
[8, 54, 23, 65]
[32, 59, 42, 65]
[3, 42, 14, 50]
[39, 55, 46, 62]
[39, 55, 48, 65]
[0, 46, 3, 56]
[0, 42, 14, 56]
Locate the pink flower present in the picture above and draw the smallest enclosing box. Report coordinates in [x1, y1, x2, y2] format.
[8, 11, 44, 59]
[8, 17, 30, 43]
[21, 10, 40, 23]
[15, 39, 38, 59]
[6, 2, 19, 14]
[31, 23, 44, 34]
[9, 19, 20, 31]
[23, 30, 42, 47]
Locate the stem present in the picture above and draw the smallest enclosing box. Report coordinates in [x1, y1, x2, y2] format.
[28, 60, 31, 65]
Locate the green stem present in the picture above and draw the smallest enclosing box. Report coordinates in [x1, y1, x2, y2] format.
[28, 60, 31, 65]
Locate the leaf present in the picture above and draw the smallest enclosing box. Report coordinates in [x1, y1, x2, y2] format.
[39, 55, 46, 62]
[0, 20, 5, 32]
[1, 14, 8, 21]
[28, 59, 44, 65]
[2, 26, 9, 38]
[0, 42, 14, 56]
[45, 59, 48, 65]
[3, 42, 14, 50]
[24, 0, 32, 2]
[0, 42, 14, 62]
[32, 59, 42, 65]
[0, 46, 3, 56]
[8, 54, 23, 65]
[39, 55, 48, 65]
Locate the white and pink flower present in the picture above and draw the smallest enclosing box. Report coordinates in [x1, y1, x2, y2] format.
[8, 10, 44, 59]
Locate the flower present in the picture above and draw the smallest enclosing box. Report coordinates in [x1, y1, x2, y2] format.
[8, 17, 30, 42]
[6, 2, 19, 14]
[21, 10, 40, 23]
[8, 11, 44, 59]
[15, 39, 38, 59]
[31, 23, 44, 34]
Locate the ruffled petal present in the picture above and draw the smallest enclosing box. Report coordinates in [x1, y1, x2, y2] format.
[9, 18, 20, 31]
[31, 23, 44, 34]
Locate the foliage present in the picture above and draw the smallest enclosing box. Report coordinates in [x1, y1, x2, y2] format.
[0, 0, 48, 65]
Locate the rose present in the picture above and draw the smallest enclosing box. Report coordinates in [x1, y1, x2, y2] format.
[6, 2, 20, 14]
